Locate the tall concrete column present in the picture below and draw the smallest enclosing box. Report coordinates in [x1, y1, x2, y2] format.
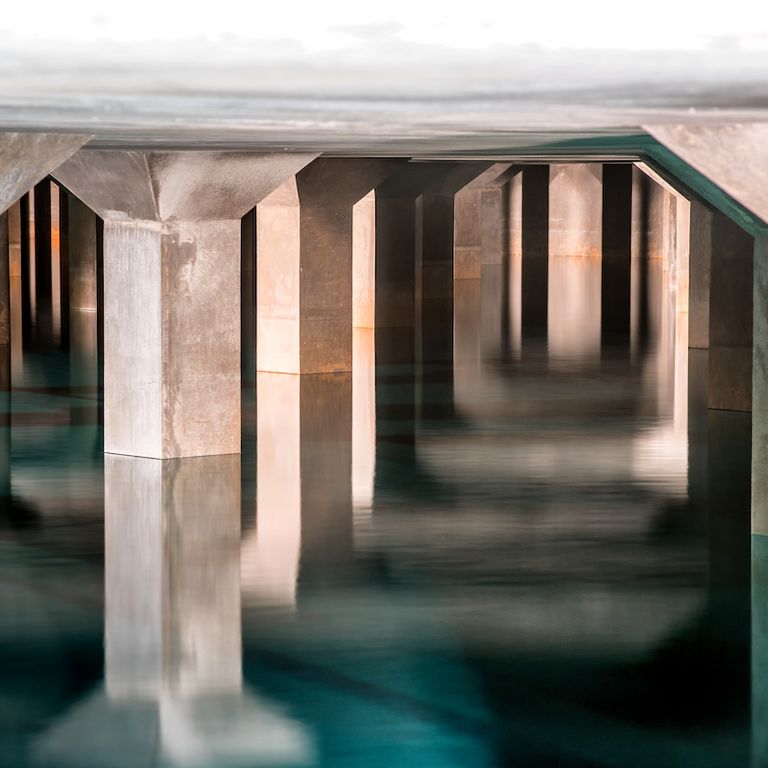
[353, 191, 376, 329]
[689, 201, 713, 349]
[416, 163, 490, 364]
[453, 163, 511, 279]
[65, 193, 100, 415]
[708, 211, 753, 412]
[0, 211, 9, 392]
[54, 150, 316, 459]
[546, 164, 603, 364]
[256, 159, 389, 375]
[521, 165, 550, 334]
[33, 178, 52, 322]
[601, 164, 633, 340]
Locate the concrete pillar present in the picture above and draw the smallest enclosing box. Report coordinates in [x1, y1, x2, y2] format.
[546, 164, 603, 364]
[66, 194, 100, 409]
[33, 178, 52, 331]
[417, 163, 490, 364]
[0, 211, 9, 392]
[240, 206, 257, 427]
[601, 164, 633, 340]
[453, 163, 511, 279]
[549, 164, 602, 259]
[689, 201, 713, 349]
[352, 190, 375, 328]
[257, 159, 389, 375]
[54, 150, 316, 458]
[521, 165, 550, 333]
[708, 211, 753, 412]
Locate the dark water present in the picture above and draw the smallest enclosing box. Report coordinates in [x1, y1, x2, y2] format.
[0, 267, 757, 767]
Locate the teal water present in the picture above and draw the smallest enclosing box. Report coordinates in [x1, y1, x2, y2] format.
[0, 289, 755, 767]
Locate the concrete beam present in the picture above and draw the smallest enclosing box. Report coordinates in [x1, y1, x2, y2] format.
[54, 150, 317, 458]
[0, 132, 88, 214]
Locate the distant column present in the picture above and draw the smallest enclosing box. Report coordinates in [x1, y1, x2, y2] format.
[521, 165, 550, 334]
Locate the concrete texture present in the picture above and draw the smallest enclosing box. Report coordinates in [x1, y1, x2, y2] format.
[453, 163, 510, 279]
[646, 124, 768, 228]
[56, 150, 316, 457]
[549, 164, 603, 260]
[0, 132, 88, 215]
[352, 191, 375, 328]
[0, 211, 9, 390]
[708, 211, 754, 412]
[257, 159, 390, 374]
[689, 201, 713, 349]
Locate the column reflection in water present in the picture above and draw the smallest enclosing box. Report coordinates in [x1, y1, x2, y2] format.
[352, 327, 376, 525]
[34, 454, 313, 767]
[244, 371, 354, 608]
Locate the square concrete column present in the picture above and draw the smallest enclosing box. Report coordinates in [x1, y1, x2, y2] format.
[521, 165, 550, 333]
[689, 201, 713, 350]
[352, 190, 376, 329]
[54, 150, 316, 458]
[417, 163, 490, 364]
[708, 211, 753, 412]
[0, 211, 9, 392]
[453, 163, 511, 279]
[549, 164, 602, 259]
[601, 164, 633, 340]
[257, 159, 390, 375]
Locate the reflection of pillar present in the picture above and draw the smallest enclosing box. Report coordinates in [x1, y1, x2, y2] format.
[753, 535, 768, 765]
[257, 159, 388, 374]
[708, 211, 753, 412]
[352, 328, 376, 517]
[105, 454, 242, 698]
[521, 165, 549, 335]
[55, 150, 316, 458]
[601, 164, 633, 340]
[33, 453, 314, 767]
[250, 371, 353, 603]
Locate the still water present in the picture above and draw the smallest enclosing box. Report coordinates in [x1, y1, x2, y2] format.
[0, 260, 755, 767]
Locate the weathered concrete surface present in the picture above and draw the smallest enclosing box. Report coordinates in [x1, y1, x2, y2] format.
[56, 150, 316, 457]
[753, 235, 768, 533]
[7, 202, 21, 278]
[352, 191, 375, 328]
[104, 219, 240, 459]
[549, 164, 602, 259]
[601, 163, 633, 338]
[257, 159, 390, 374]
[54, 150, 318, 222]
[646, 124, 768, 228]
[689, 201, 713, 349]
[453, 163, 510, 279]
[0, 132, 88, 215]
[0, 211, 9, 390]
[708, 211, 754, 412]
